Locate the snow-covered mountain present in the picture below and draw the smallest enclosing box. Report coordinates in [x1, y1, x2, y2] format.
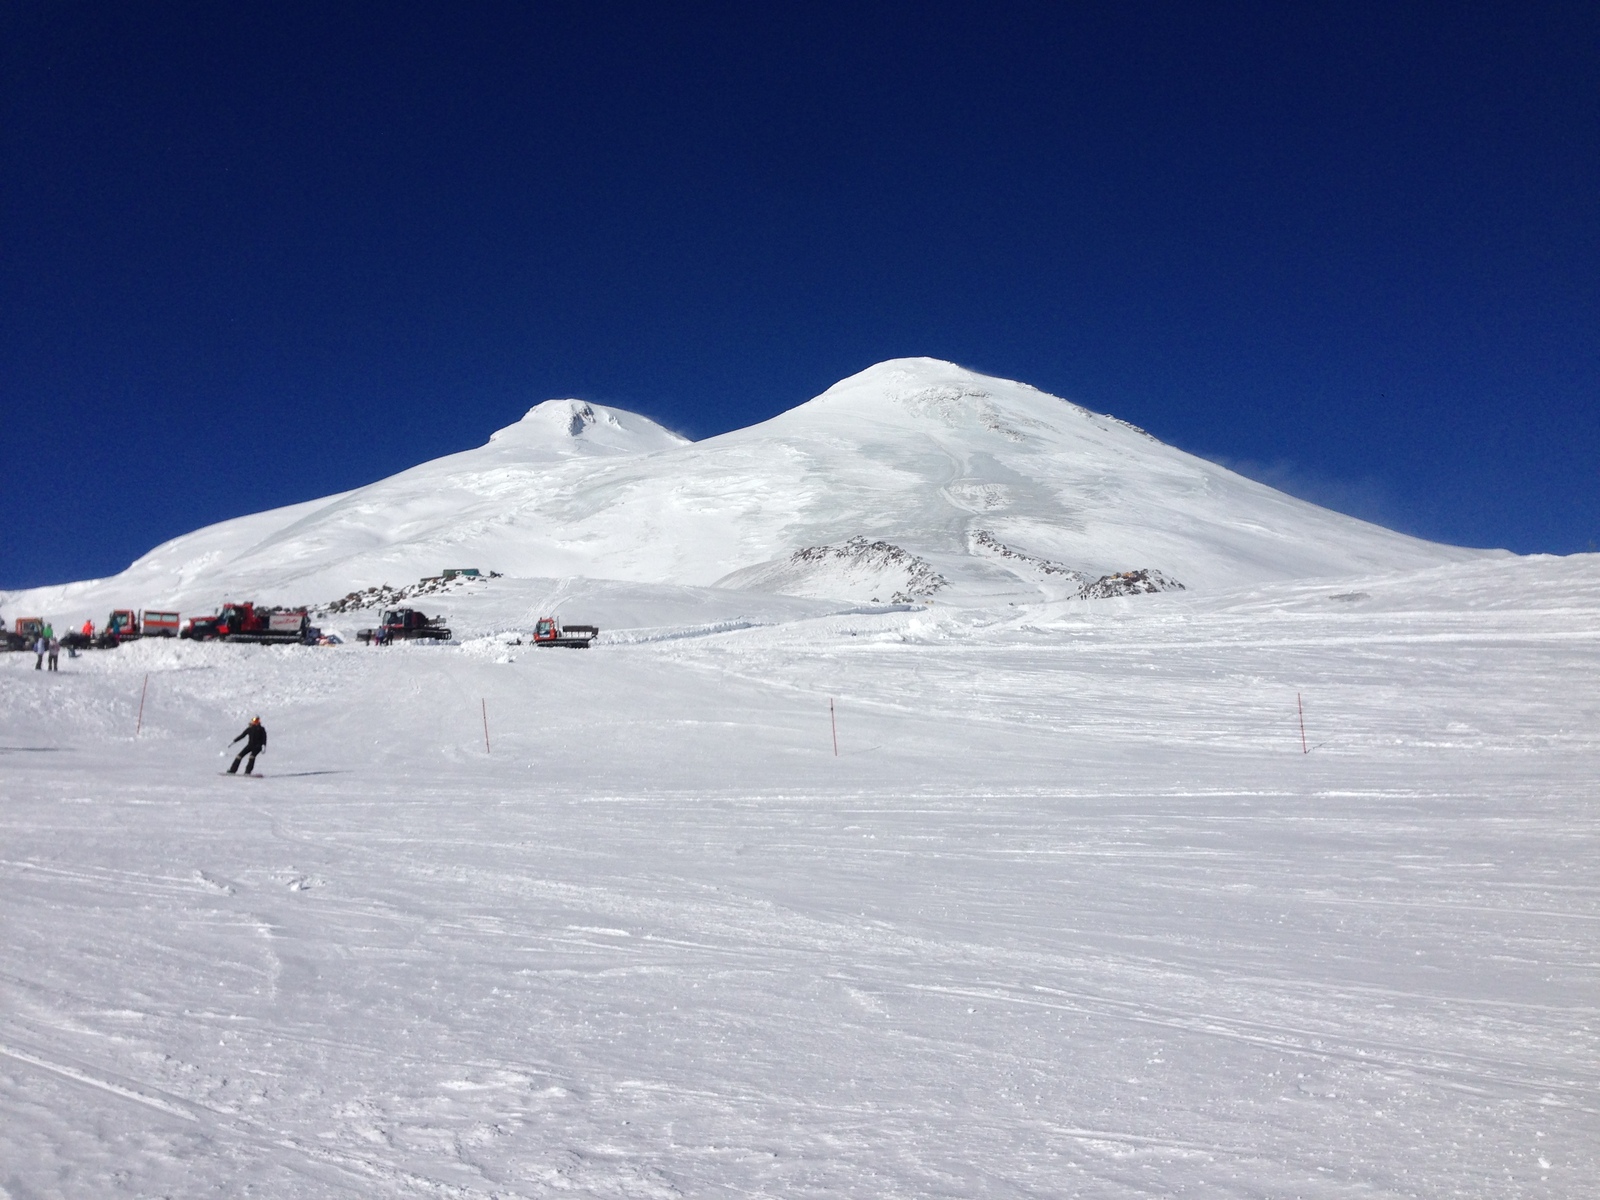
[3, 359, 1494, 617]
[4, 364, 1590, 1197]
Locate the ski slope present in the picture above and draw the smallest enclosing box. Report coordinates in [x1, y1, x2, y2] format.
[3, 552, 1597, 1198]
[0, 359, 1494, 623]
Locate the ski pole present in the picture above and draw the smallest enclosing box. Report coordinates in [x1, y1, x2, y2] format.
[482, 698, 491, 754]
[830, 697, 838, 757]
[1297, 692, 1307, 754]
[136, 673, 149, 735]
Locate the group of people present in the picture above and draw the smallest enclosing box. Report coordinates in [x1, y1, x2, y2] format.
[13, 608, 270, 773]
[32, 623, 60, 671]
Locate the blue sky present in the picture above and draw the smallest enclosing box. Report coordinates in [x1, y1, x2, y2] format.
[3, 2, 1596, 588]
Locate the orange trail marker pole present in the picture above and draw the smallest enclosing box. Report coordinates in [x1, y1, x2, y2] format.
[136, 673, 149, 735]
[482, 698, 491, 754]
[1298, 692, 1308, 754]
[830, 697, 838, 757]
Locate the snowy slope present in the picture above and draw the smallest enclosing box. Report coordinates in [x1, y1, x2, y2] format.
[2, 360, 1494, 622]
[3, 552, 1597, 1197]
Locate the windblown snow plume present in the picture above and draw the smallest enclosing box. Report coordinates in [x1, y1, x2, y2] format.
[716, 537, 948, 604]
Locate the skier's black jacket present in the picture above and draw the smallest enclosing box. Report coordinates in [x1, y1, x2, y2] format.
[232, 723, 267, 752]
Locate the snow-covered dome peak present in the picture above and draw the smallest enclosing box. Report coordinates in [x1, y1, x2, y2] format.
[497, 399, 617, 440]
[487, 399, 689, 457]
[759, 357, 1073, 437]
[812, 357, 997, 402]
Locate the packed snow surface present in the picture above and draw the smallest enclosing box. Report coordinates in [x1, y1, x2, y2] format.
[0, 359, 1494, 622]
[4, 553, 1597, 1197]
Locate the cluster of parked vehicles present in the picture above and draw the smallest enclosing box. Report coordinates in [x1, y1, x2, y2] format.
[1, 603, 319, 650]
[355, 608, 597, 648]
[4, 603, 598, 650]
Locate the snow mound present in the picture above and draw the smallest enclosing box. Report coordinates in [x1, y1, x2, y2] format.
[716, 537, 949, 604]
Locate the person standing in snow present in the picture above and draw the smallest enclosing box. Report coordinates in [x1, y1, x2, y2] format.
[33, 635, 46, 669]
[228, 717, 267, 775]
[46, 636, 60, 671]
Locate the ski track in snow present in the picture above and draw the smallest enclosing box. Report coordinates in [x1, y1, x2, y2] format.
[1, 556, 1597, 1197]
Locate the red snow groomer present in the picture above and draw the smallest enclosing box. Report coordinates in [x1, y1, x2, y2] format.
[3, 616, 44, 651]
[103, 609, 140, 644]
[220, 602, 309, 643]
[532, 615, 599, 649]
[184, 602, 310, 644]
[91, 608, 182, 648]
[357, 608, 452, 644]
[180, 614, 220, 640]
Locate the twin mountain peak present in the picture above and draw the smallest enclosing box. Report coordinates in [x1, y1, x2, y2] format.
[10, 358, 1491, 612]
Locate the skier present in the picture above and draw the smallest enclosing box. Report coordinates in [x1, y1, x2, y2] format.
[46, 636, 60, 671]
[228, 716, 267, 775]
[33, 635, 46, 670]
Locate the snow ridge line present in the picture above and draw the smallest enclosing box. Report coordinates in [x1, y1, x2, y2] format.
[603, 604, 925, 646]
[968, 529, 1085, 580]
[0, 1042, 198, 1120]
[602, 620, 762, 645]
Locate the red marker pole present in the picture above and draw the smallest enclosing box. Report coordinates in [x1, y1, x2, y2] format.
[1297, 692, 1308, 755]
[482, 698, 491, 754]
[830, 697, 838, 757]
[136, 673, 149, 735]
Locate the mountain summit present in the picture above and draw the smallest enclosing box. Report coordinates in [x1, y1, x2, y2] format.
[486, 399, 688, 459]
[3, 359, 1491, 612]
